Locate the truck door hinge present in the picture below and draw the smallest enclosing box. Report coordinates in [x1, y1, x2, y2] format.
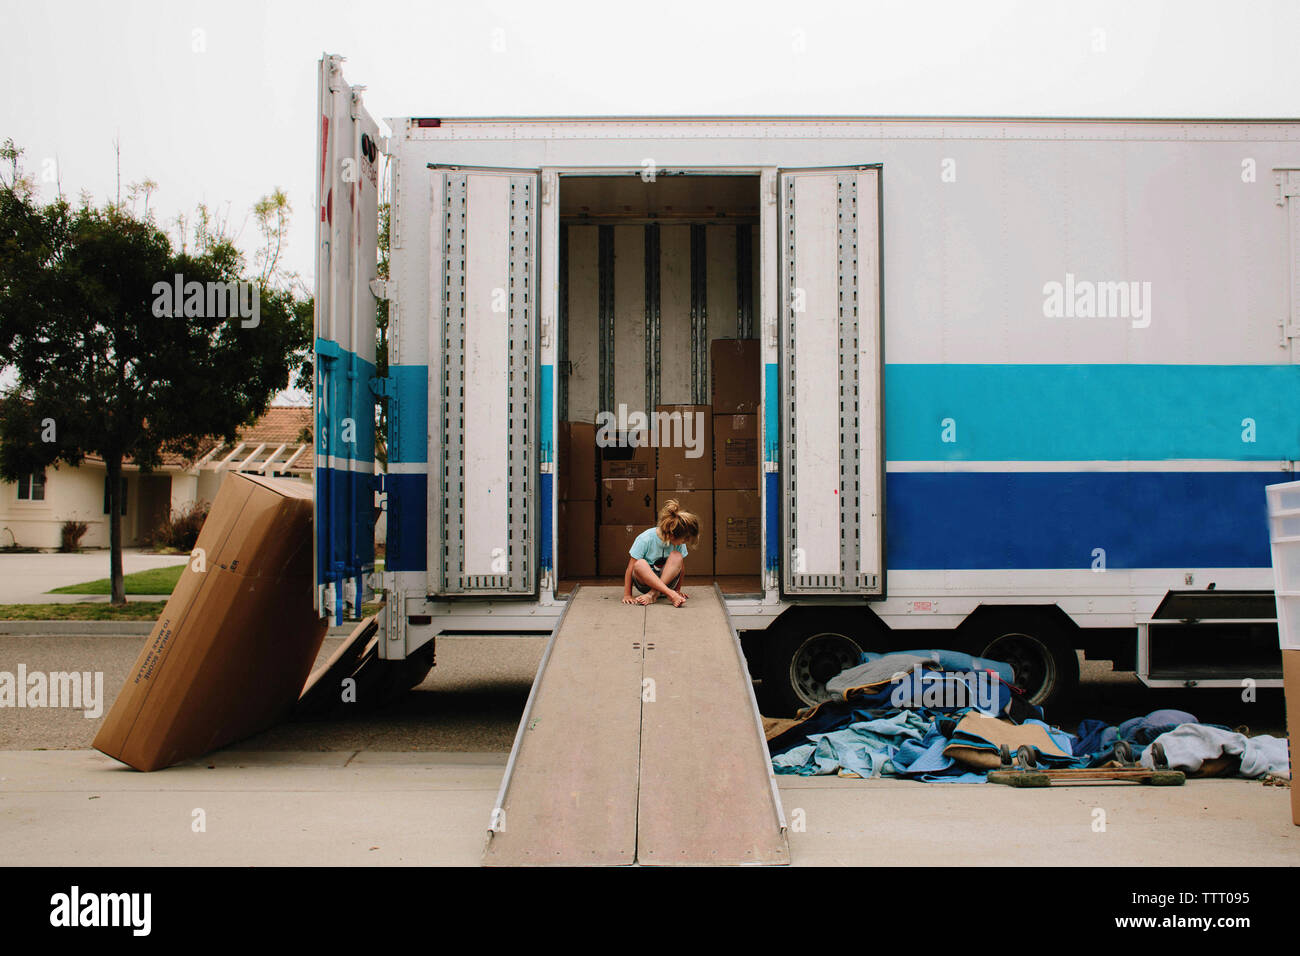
[369, 278, 393, 301]
[314, 337, 344, 363]
[1275, 169, 1300, 206]
[1279, 319, 1300, 347]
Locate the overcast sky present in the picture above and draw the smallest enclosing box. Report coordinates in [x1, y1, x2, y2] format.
[2, 0, 1298, 284]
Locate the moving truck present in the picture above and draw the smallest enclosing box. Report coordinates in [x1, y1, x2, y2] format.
[314, 54, 1300, 714]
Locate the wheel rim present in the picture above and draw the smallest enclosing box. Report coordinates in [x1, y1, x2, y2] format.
[788, 631, 862, 707]
[981, 631, 1056, 705]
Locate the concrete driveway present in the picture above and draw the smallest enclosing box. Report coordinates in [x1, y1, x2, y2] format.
[0, 549, 187, 603]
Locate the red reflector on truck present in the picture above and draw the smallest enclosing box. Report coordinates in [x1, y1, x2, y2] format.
[414, 118, 441, 128]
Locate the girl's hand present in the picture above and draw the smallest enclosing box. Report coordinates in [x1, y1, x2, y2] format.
[621, 594, 636, 605]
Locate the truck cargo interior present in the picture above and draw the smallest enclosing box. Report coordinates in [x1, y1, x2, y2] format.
[554, 173, 763, 597]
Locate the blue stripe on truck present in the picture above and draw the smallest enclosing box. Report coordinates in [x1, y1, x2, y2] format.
[314, 465, 377, 584]
[764, 363, 779, 462]
[885, 470, 1284, 570]
[383, 472, 427, 572]
[314, 340, 376, 464]
[884, 364, 1300, 461]
[540, 364, 554, 462]
[388, 364, 427, 464]
[540, 472, 553, 573]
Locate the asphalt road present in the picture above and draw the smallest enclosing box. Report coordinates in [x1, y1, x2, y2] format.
[0, 632, 1288, 752]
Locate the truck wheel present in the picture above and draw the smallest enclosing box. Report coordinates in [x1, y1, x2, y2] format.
[974, 620, 1079, 711]
[762, 624, 865, 716]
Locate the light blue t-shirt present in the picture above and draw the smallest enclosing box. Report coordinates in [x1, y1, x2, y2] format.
[629, 527, 688, 565]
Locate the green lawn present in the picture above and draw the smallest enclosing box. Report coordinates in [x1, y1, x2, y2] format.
[0, 600, 384, 622]
[0, 602, 169, 620]
[48, 564, 188, 595]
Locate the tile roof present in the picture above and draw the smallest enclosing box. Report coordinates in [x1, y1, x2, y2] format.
[86, 405, 315, 473]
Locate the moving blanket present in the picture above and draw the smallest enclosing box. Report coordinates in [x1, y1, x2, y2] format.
[772, 711, 931, 777]
[826, 650, 1015, 697]
[1137, 724, 1290, 778]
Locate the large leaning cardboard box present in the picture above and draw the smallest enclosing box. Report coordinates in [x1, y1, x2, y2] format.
[93, 473, 328, 771]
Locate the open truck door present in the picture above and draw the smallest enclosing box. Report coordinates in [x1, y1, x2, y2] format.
[314, 55, 382, 623]
[777, 167, 885, 596]
[425, 166, 540, 596]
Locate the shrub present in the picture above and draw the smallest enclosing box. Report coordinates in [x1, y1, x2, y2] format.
[148, 500, 210, 552]
[59, 520, 90, 553]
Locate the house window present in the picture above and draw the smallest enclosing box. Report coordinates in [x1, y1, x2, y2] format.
[103, 476, 127, 515]
[16, 472, 45, 501]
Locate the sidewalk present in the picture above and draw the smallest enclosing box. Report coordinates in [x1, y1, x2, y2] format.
[0, 549, 185, 604]
[2, 749, 1296, 866]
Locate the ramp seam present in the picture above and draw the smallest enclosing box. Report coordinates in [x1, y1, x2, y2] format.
[632, 605, 647, 865]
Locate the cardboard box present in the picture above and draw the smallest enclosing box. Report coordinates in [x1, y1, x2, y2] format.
[655, 404, 713, 490]
[601, 477, 655, 526]
[600, 432, 655, 479]
[713, 414, 760, 490]
[599, 523, 643, 577]
[714, 489, 761, 576]
[711, 338, 761, 414]
[656, 489, 713, 576]
[559, 421, 598, 501]
[559, 499, 597, 577]
[93, 473, 328, 772]
[1284, 649, 1300, 825]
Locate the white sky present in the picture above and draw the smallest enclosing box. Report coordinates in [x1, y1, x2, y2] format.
[2, 0, 1298, 284]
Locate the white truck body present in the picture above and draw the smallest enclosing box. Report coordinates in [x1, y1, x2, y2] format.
[314, 56, 1300, 706]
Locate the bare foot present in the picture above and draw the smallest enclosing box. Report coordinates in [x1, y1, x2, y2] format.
[634, 592, 658, 606]
[667, 590, 686, 608]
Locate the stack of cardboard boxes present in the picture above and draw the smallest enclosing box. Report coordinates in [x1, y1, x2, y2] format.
[597, 438, 655, 576]
[710, 339, 761, 577]
[558, 422, 599, 577]
[656, 405, 713, 577]
[559, 337, 761, 582]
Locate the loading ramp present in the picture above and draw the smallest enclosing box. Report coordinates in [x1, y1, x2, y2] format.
[483, 585, 790, 866]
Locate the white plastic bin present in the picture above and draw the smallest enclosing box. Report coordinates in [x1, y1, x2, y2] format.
[1266, 480, 1300, 650]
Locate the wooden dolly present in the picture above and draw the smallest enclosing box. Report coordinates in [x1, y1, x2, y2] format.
[988, 740, 1185, 787]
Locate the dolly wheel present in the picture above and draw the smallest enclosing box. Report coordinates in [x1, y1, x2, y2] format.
[1150, 741, 1169, 770]
[1016, 745, 1038, 769]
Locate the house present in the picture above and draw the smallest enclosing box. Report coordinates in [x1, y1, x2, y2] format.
[0, 405, 314, 550]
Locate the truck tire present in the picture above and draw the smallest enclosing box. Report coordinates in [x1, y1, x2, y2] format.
[762, 620, 866, 716]
[972, 618, 1079, 711]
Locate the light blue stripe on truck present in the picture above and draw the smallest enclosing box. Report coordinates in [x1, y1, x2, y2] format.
[885, 364, 1300, 461]
[388, 364, 427, 463]
[541, 364, 554, 461]
[764, 363, 779, 462]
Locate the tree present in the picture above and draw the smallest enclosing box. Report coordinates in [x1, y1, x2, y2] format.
[0, 143, 310, 602]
